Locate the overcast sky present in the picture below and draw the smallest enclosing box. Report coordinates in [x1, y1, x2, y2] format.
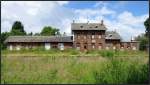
[1, 1, 149, 41]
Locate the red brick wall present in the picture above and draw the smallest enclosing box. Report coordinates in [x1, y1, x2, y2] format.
[73, 30, 106, 51]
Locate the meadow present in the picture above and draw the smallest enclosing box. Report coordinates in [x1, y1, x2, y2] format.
[1, 49, 149, 84]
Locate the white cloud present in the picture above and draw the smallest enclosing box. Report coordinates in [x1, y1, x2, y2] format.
[118, 11, 148, 27]
[75, 6, 115, 17]
[1, 1, 148, 41]
[1, 1, 72, 34]
[103, 11, 148, 41]
[100, 6, 115, 15]
[94, 1, 108, 7]
[56, 1, 69, 6]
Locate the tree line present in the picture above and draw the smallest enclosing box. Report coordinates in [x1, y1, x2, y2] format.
[135, 18, 149, 51]
[1, 21, 60, 49]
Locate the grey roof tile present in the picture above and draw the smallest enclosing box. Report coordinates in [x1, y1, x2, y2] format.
[71, 23, 107, 30]
[105, 31, 121, 40]
[5, 36, 73, 43]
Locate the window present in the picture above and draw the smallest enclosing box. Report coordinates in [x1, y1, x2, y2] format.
[84, 35, 86, 39]
[95, 26, 98, 28]
[9, 45, 13, 50]
[99, 35, 101, 39]
[80, 26, 83, 28]
[121, 44, 124, 48]
[113, 46, 116, 50]
[92, 43, 95, 49]
[45, 43, 51, 50]
[92, 32, 95, 39]
[127, 43, 130, 48]
[109, 34, 112, 37]
[98, 43, 102, 49]
[84, 46, 86, 49]
[132, 46, 136, 50]
[106, 46, 109, 50]
[76, 43, 80, 50]
[77, 33, 80, 39]
[78, 35, 80, 39]
[16, 45, 20, 50]
[52, 44, 58, 48]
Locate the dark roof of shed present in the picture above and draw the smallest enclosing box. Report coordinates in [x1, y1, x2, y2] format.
[5, 36, 73, 43]
[105, 31, 121, 40]
[71, 23, 107, 31]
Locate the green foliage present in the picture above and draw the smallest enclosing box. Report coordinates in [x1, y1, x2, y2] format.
[135, 34, 148, 51]
[27, 32, 33, 36]
[1, 32, 10, 49]
[10, 21, 26, 35]
[40, 26, 60, 36]
[144, 18, 149, 37]
[34, 33, 41, 36]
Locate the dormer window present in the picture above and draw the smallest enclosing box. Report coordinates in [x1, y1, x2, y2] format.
[109, 34, 112, 37]
[80, 26, 83, 28]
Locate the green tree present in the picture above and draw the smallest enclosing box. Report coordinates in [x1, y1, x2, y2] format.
[144, 18, 149, 37]
[40, 26, 60, 36]
[28, 32, 33, 36]
[135, 18, 149, 51]
[34, 33, 41, 36]
[11, 21, 26, 35]
[135, 34, 148, 51]
[1, 32, 10, 49]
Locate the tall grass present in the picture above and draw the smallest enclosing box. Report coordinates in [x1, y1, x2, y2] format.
[1, 55, 149, 84]
[2, 48, 148, 57]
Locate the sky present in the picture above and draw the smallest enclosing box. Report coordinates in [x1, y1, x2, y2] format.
[1, 1, 149, 41]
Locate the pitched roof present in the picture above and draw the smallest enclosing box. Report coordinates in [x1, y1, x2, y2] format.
[71, 23, 107, 31]
[5, 36, 73, 43]
[105, 31, 121, 40]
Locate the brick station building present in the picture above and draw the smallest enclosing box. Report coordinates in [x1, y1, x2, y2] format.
[5, 20, 139, 51]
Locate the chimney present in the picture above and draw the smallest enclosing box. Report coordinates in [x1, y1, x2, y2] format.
[101, 20, 103, 25]
[73, 20, 75, 23]
[87, 21, 89, 24]
[131, 36, 134, 42]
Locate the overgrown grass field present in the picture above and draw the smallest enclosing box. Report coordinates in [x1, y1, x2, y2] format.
[1, 49, 149, 84]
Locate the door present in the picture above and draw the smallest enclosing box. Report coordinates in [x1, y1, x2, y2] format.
[45, 43, 51, 50]
[9, 45, 12, 50]
[59, 43, 64, 50]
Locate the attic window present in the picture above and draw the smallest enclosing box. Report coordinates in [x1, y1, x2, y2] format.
[95, 26, 98, 28]
[109, 34, 112, 37]
[80, 26, 83, 28]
